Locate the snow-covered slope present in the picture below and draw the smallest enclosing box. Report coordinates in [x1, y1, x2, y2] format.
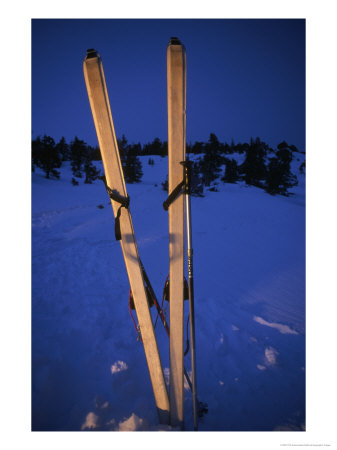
[32, 153, 305, 431]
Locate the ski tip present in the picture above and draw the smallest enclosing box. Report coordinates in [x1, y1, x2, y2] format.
[85, 48, 100, 60]
[168, 37, 182, 46]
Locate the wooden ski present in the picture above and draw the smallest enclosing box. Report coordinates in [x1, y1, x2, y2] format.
[83, 49, 170, 425]
[166, 37, 186, 429]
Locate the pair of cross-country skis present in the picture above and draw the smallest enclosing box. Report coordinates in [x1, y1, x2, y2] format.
[83, 37, 202, 430]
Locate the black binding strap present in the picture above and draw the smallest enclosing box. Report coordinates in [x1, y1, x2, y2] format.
[163, 179, 185, 211]
[100, 176, 130, 241]
[162, 160, 192, 211]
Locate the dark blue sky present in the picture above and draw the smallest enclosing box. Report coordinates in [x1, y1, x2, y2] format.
[32, 19, 305, 151]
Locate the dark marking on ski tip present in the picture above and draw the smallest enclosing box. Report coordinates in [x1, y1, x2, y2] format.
[169, 37, 182, 45]
[86, 48, 99, 59]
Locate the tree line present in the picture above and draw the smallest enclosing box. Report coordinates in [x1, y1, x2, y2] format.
[192, 133, 303, 197]
[31, 135, 143, 185]
[32, 133, 304, 196]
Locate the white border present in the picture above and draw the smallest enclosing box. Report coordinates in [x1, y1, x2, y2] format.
[1, 1, 337, 449]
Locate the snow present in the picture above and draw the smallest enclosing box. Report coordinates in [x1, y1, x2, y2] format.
[253, 316, 299, 335]
[32, 154, 305, 432]
[111, 360, 128, 374]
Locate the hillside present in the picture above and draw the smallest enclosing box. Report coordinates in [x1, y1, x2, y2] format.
[32, 152, 305, 431]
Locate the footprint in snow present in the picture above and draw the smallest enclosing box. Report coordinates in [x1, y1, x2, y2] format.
[256, 346, 280, 371]
[215, 333, 229, 356]
[254, 315, 299, 335]
[264, 346, 279, 366]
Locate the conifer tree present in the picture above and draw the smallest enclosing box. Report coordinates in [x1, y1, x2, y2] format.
[39, 135, 61, 179]
[191, 141, 205, 154]
[143, 137, 166, 156]
[70, 137, 87, 179]
[83, 147, 100, 184]
[118, 134, 128, 165]
[265, 145, 298, 195]
[116, 135, 143, 183]
[189, 160, 204, 196]
[222, 159, 239, 183]
[240, 137, 267, 187]
[56, 137, 70, 161]
[123, 148, 143, 183]
[32, 136, 43, 171]
[199, 133, 224, 186]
